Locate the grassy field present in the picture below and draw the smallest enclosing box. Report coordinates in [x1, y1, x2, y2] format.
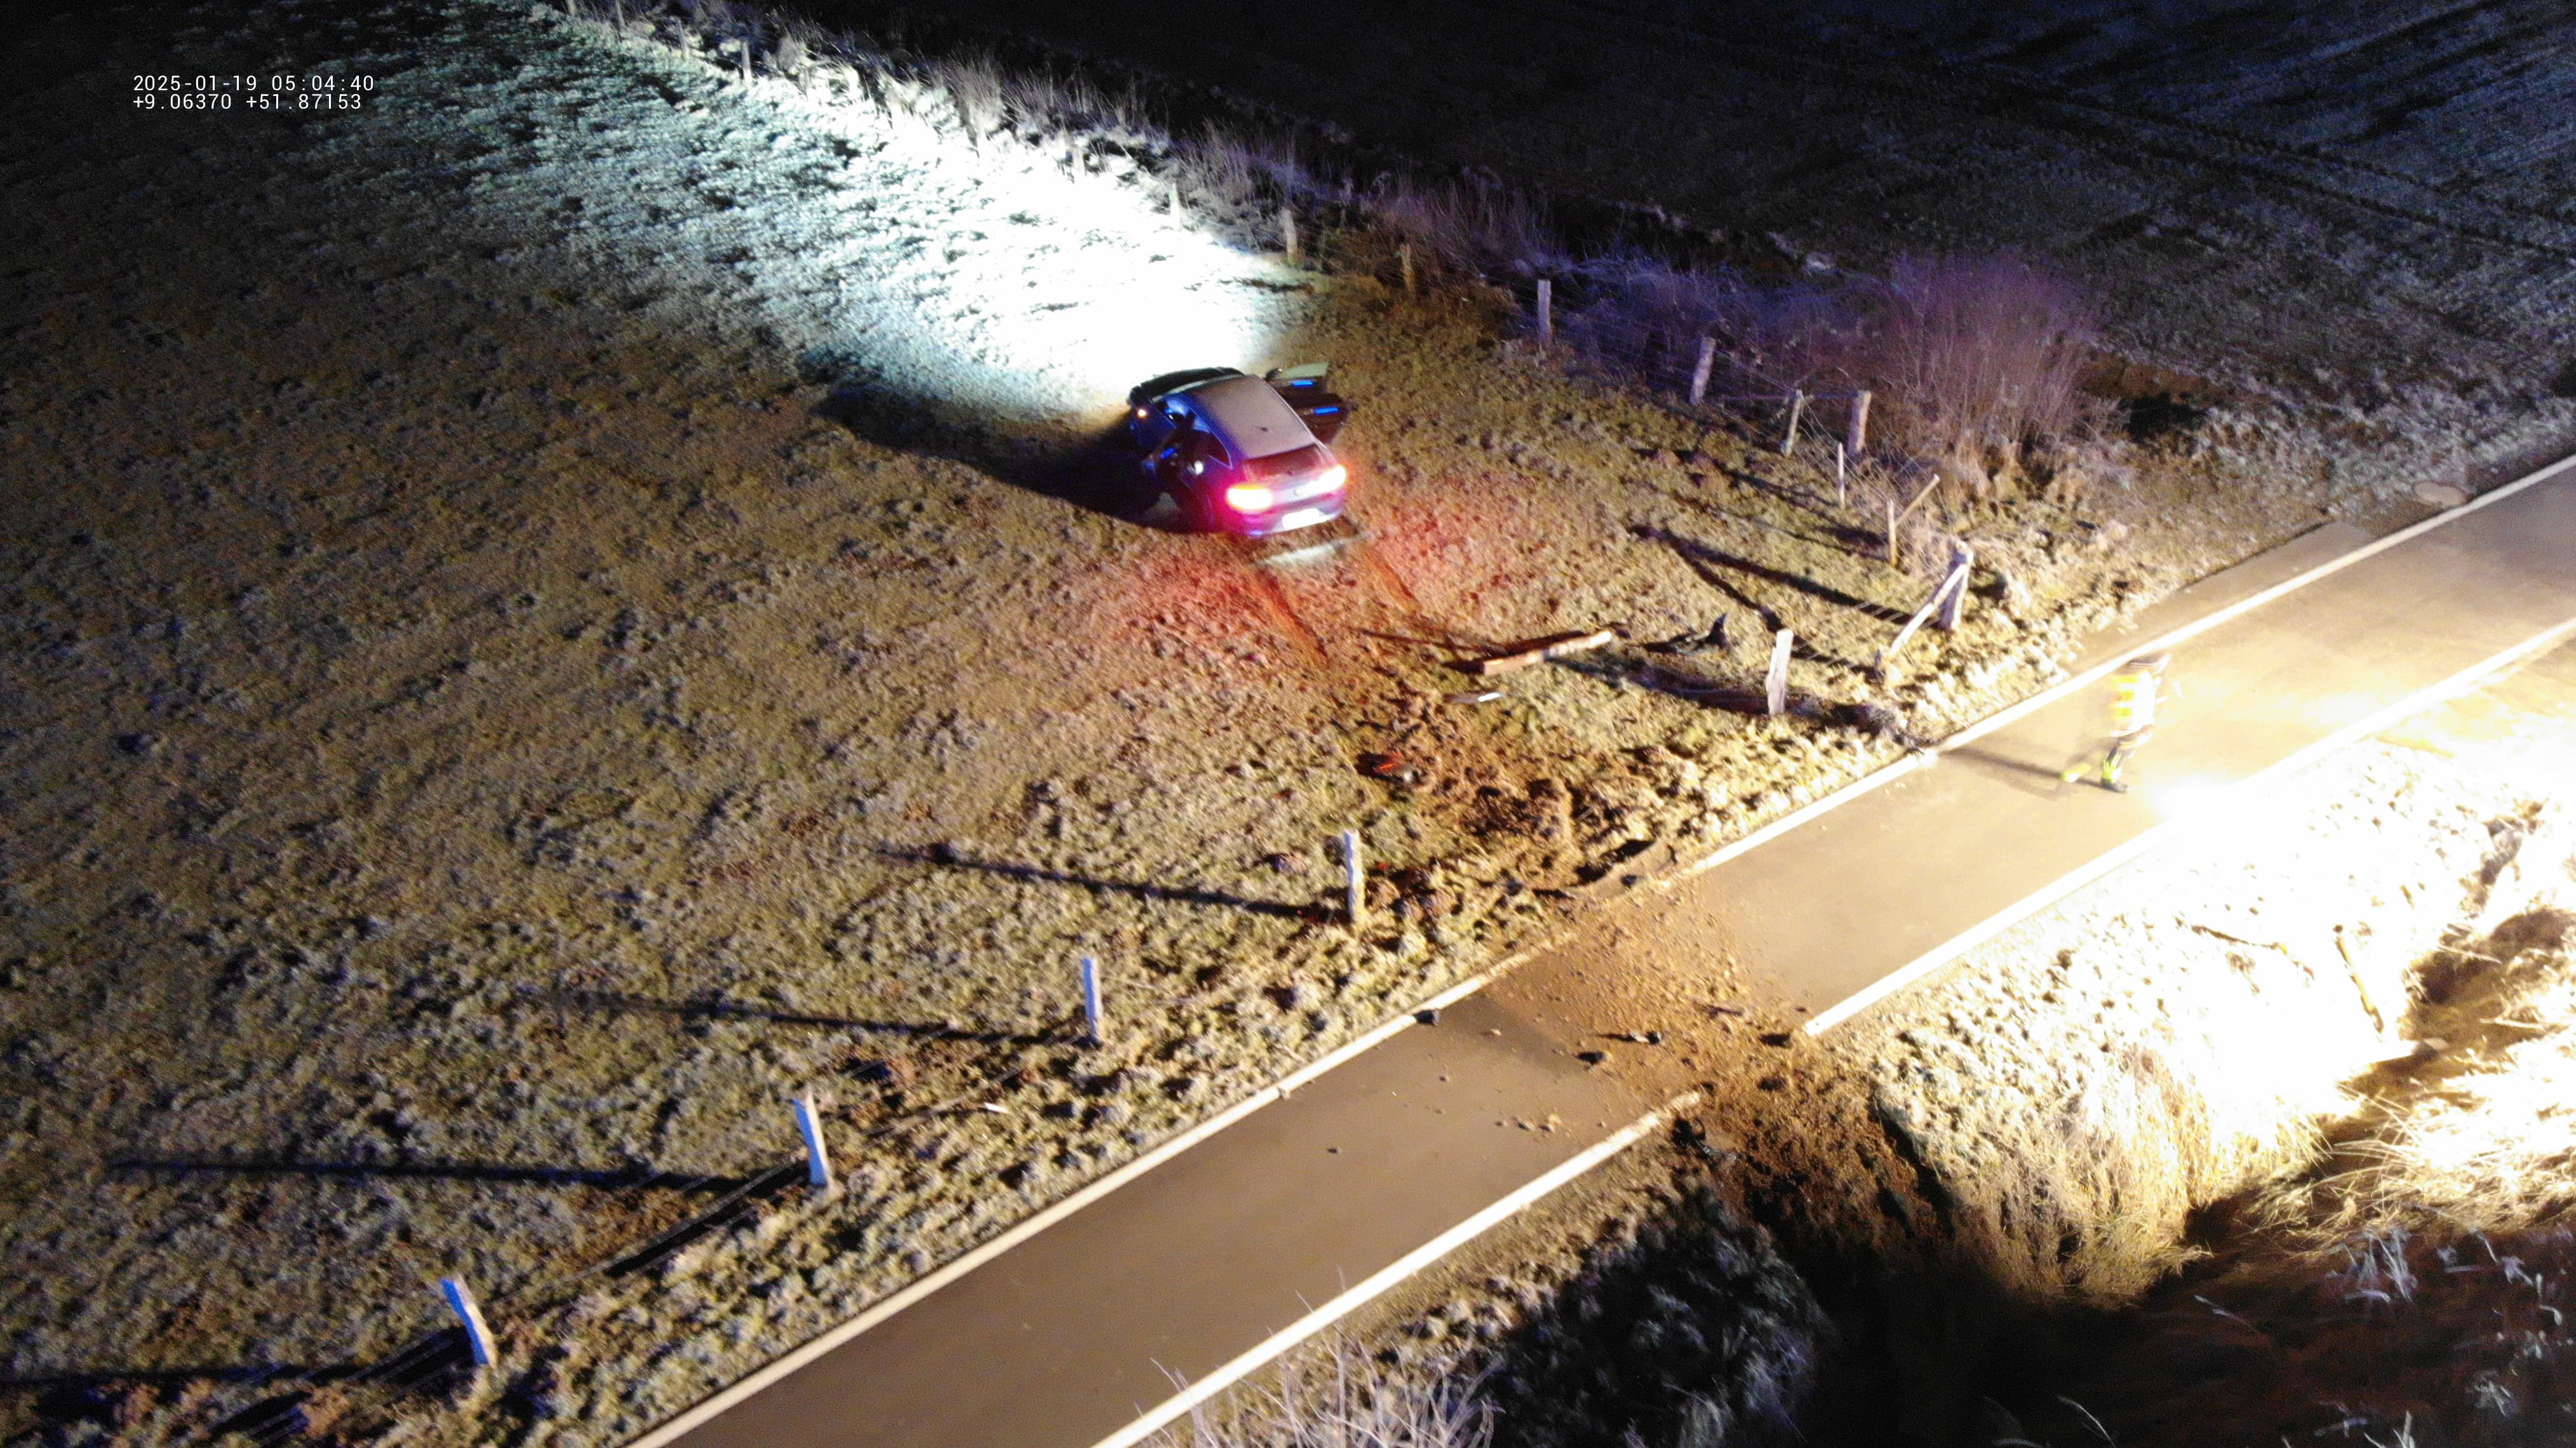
[4, 1, 2570, 1444]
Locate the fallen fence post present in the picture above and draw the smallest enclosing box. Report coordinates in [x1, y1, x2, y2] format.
[1936, 542, 1975, 631]
[1781, 389, 1806, 456]
[1848, 389, 1872, 454]
[1399, 243, 1416, 295]
[440, 1278, 495, 1369]
[1688, 336, 1715, 407]
[1078, 956, 1103, 1045]
[1886, 473, 1940, 568]
[1535, 278, 1553, 347]
[792, 1094, 833, 1196]
[1877, 553, 1973, 673]
[1469, 628, 1618, 676]
[1341, 829, 1365, 927]
[1766, 628, 1793, 716]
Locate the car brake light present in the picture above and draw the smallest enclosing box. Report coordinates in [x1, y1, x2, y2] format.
[1315, 464, 1348, 491]
[1224, 482, 1274, 513]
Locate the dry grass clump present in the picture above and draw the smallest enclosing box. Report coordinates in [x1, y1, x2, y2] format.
[1480, 1181, 1827, 1448]
[1151, 1181, 1825, 1448]
[2037, 1224, 2576, 1448]
[1154, 1340, 1495, 1448]
[1369, 177, 1562, 279]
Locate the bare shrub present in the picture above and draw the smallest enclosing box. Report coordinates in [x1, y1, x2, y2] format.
[1178, 122, 1263, 210]
[929, 53, 1006, 139]
[1151, 1338, 1494, 1448]
[1566, 252, 2103, 481]
[1371, 176, 1561, 278]
[1856, 255, 2101, 469]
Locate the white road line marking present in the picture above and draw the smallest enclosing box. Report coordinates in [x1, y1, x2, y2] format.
[630, 451, 2574, 1446]
[1084, 1092, 1698, 1448]
[1804, 612, 2576, 1036]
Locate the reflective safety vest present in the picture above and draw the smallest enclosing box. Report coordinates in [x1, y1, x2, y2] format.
[2112, 669, 2159, 734]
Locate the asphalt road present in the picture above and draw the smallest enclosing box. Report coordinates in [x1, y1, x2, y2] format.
[654, 457, 2576, 1448]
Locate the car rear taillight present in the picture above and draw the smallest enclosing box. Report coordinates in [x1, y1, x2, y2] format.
[1315, 464, 1348, 491]
[1224, 482, 1275, 514]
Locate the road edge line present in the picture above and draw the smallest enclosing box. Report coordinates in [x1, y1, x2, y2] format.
[630, 454, 2574, 1445]
[1804, 612, 2576, 1036]
[1083, 1092, 1700, 1448]
[624, 948, 1538, 1448]
[1682, 451, 2576, 890]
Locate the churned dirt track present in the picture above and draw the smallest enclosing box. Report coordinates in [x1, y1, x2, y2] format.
[4, 0, 2574, 1443]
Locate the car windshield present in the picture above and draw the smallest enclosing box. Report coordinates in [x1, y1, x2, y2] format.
[1243, 444, 1325, 480]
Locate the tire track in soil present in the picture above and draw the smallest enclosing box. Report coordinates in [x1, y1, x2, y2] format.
[1499, 0, 2576, 260]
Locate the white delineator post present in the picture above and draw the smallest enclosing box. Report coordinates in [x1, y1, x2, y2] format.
[1834, 442, 1848, 506]
[441, 1277, 495, 1369]
[1848, 389, 1872, 454]
[1079, 956, 1103, 1046]
[1169, 178, 1183, 222]
[1535, 278, 1553, 347]
[1688, 335, 1716, 407]
[793, 1094, 833, 1195]
[1765, 629, 1794, 716]
[1781, 389, 1807, 456]
[1341, 829, 1364, 927]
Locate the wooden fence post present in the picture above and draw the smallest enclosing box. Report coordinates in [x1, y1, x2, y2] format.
[1282, 207, 1299, 262]
[1399, 243, 1416, 295]
[1877, 551, 1974, 674]
[1535, 278, 1553, 347]
[1341, 829, 1365, 927]
[1765, 628, 1793, 716]
[1835, 442, 1848, 506]
[793, 1094, 833, 1195]
[1848, 389, 1872, 455]
[441, 1278, 495, 1369]
[1886, 473, 1939, 569]
[1078, 955, 1102, 1045]
[1688, 336, 1715, 407]
[1781, 389, 1806, 456]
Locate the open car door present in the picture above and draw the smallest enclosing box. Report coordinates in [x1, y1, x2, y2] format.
[1263, 363, 1350, 444]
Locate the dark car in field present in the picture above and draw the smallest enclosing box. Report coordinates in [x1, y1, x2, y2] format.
[1125, 365, 1352, 536]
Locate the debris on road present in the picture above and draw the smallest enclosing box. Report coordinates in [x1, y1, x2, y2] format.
[1465, 629, 1620, 676]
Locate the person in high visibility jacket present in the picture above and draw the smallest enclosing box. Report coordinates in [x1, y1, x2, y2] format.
[2062, 650, 2171, 793]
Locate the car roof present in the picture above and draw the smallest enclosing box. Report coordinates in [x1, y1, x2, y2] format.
[1179, 371, 1318, 456]
[1177, 375, 1314, 460]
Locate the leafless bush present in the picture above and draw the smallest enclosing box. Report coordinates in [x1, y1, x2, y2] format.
[1566, 252, 2103, 490]
[929, 53, 1006, 139]
[1856, 255, 2102, 479]
[1152, 1339, 1494, 1448]
[1371, 176, 1561, 277]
